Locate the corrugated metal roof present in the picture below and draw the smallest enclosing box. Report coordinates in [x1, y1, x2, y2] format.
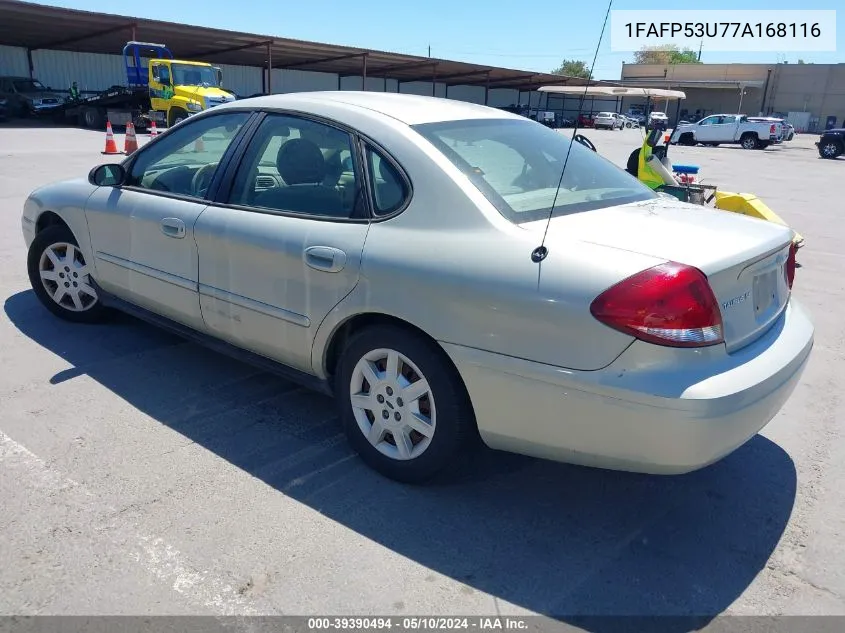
[0, 0, 600, 90]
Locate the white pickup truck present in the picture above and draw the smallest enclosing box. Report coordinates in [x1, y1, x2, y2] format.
[670, 114, 783, 149]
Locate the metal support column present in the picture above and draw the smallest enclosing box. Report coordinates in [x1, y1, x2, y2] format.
[267, 42, 272, 94]
[26, 48, 34, 79]
[362, 53, 368, 90]
[484, 72, 490, 105]
[432, 64, 437, 97]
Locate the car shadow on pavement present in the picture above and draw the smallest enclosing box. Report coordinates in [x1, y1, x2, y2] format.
[5, 290, 798, 632]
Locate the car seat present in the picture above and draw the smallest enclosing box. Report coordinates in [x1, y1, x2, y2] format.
[252, 138, 348, 217]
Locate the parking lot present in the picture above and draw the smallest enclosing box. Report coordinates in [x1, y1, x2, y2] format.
[1, 120, 844, 624]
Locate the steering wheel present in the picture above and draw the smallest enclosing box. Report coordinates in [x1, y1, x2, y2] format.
[573, 134, 597, 152]
[191, 162, 218, 197]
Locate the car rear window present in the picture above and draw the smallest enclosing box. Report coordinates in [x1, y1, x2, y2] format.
[411, 118, 655, 223]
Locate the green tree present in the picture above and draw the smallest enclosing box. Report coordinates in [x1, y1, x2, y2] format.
[551, 59, 592, 79]
[633, 45, 702, 65]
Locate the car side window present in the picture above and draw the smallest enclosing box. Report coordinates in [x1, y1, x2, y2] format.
[699, 116, 718, 126]
[228, 114, 365, 219]
[125, 111, 250, 199]
[365, 145, 408, 216]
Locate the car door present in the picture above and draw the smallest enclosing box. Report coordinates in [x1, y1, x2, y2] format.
[84, 109, 253, 330]
[694, 115, 722, 142]
[193, 112, 372, 373]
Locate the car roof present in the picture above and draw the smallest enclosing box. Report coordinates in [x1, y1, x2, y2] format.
[224, 91, 526, 126]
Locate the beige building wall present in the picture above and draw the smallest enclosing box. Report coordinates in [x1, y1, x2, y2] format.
[620, 63, 845, 131]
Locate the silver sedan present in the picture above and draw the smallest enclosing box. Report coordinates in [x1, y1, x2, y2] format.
[20, 91, 814, 484]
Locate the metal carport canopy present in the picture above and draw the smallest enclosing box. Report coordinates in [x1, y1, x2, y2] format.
[612, 78, 766, 90]
[0, 0, 597, 89]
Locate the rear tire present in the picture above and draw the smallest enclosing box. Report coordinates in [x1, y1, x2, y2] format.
[27, 224, 109, 324]
[335, 325, 477, 484]
[81, 107, 104, 129]
[740, 133, 758, 150]
[678, 132, 695, 146]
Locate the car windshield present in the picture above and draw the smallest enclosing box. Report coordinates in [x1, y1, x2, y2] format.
[171, 64, 219, 87]
[412, 118, 656, 223]
[12, 79, 46, 92]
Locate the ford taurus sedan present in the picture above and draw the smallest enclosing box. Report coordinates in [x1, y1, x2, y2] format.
[20, 91, 814, 484]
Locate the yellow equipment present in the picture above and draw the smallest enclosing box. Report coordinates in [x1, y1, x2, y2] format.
[714, 192, 805, 248]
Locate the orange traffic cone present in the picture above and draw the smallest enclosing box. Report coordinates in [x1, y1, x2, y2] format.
[149, 120, 158, 138]
[123, 121, 139, 155]
[101, 121, 121, 155]
[193, 136, 205, 152]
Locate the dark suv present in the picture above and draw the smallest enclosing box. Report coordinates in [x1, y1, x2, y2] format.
[817, 128, 844, 159]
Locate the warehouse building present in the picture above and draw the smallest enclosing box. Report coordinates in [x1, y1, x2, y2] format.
[618, 62, 845, 132]
[0, 0, 625, 124]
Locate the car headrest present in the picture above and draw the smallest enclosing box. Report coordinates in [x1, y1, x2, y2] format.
[277, 138, 326, 185]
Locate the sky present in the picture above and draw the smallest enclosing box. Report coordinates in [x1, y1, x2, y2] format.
[28, 0, 844, 80]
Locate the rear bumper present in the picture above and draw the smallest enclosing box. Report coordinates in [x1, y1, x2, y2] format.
[442, 299, 813, 475]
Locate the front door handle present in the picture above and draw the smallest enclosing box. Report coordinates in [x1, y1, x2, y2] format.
[304, 246, 347, 273]
[161, 217, 186, 239]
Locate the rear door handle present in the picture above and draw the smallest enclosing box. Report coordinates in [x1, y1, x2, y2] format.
[304, 246, 347, 273]
[161, 217, 186, 239]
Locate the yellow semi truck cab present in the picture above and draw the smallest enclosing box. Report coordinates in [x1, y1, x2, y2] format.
[124, 41, 237, 127]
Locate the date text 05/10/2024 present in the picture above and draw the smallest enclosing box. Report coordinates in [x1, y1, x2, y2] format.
[306, 617, 529, 631]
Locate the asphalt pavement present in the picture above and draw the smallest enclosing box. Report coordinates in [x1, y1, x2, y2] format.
[1, 119, 844, 629]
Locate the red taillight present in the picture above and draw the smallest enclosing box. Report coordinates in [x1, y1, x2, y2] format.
[785, 243, 796, 289]
[590, 262, 724, 348]
[770, 124, 776, 134]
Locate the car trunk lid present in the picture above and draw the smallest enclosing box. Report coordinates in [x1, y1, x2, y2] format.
[529, 197, 795, 353]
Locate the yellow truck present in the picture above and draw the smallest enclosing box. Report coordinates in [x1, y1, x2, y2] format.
[60, 41, 237, 130]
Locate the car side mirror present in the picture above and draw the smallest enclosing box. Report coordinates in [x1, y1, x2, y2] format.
[89, 163, 127, 187]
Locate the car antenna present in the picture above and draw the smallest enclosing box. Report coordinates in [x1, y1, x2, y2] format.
[531, 0, 614, 265]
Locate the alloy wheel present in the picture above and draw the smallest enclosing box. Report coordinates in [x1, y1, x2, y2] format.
[349, 348, 436, 461]
[821, 142, 841, 158]
[38, 242, 98, 312]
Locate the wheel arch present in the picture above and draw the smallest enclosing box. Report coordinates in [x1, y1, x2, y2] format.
[35, 210, 71, 235]
[321, 311, 455, 380]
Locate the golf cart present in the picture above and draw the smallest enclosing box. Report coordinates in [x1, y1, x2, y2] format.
[537, 85, 804, 250]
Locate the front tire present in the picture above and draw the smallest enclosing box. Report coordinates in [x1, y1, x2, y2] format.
[335, 325, 477, 484]
[168, 108, 188, 128]
[678, 132, 695, 146]
[819, 140, 843, 159]
[27, 224, 109, 323]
